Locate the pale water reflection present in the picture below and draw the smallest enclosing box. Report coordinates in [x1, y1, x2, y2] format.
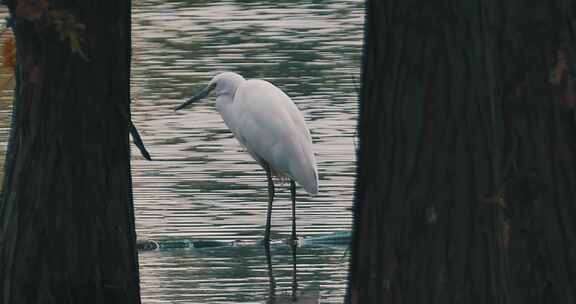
[131, 0, 361, 302]
[140, 244, 348, 303]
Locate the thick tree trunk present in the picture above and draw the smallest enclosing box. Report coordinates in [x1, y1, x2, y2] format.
[0, 1, 141, 303]
[349, 1, 576, 303]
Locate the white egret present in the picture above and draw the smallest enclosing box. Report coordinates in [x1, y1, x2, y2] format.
[175, 72, 318, 244]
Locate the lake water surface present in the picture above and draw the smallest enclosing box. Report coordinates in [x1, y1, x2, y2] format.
[0, 1, 363, 303]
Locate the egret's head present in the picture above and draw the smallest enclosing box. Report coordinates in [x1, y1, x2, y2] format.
[208, 72, 245, 96]
[175, 72, 245, 111]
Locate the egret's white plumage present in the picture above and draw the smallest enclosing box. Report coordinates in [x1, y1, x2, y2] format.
[176, 71, 318, 243]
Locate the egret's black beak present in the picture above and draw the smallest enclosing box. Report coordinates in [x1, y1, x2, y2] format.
[175, 83, 216, 111]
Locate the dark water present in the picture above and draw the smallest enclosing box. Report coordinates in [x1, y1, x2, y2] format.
[0, 1, 363, 303]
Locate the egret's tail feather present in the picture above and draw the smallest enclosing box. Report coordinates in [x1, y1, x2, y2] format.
[298, 165, 318, 196]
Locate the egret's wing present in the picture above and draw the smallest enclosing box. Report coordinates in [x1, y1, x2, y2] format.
[232, 80, 318, 194]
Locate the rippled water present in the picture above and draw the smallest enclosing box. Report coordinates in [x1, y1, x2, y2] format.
[131, 0, 362, 301]
[131, 0, 361, 239]
[0, 1, 362, 303]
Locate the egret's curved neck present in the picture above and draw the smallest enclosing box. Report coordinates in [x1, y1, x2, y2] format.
[215, 94, 238, 132]
[213, 75, 245, 126]
[215, 94, 235, 107]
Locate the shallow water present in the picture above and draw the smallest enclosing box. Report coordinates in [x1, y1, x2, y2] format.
[131, 0, 362, 239]
[0, 1, 362, 303]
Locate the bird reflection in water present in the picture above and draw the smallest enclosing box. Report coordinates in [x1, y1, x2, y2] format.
[264, 242, 320, 304]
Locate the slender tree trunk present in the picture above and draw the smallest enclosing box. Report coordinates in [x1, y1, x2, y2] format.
[0, 1, 141, 303]
[349, 1, 576, 303]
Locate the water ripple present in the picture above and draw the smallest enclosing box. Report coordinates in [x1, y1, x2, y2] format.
[132, 0, 361, 302]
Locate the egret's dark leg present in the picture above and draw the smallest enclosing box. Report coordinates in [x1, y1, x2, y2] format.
[290, 237, 298, 302]
[290, 179, 297, 242]
[265, 242, 276, 301]
[264, 165, 275, 244]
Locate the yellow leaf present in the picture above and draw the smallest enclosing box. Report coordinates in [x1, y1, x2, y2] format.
[47, 9, 89, 61]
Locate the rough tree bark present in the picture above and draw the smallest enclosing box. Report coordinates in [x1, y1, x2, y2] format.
[0, 1, 141, 303]
[349, 1, 576, 303]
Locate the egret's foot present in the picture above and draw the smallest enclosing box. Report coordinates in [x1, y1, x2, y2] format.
[287, 235, 298, 246]
[263, 226, 272, 246]
[262, 236, 271, 246]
